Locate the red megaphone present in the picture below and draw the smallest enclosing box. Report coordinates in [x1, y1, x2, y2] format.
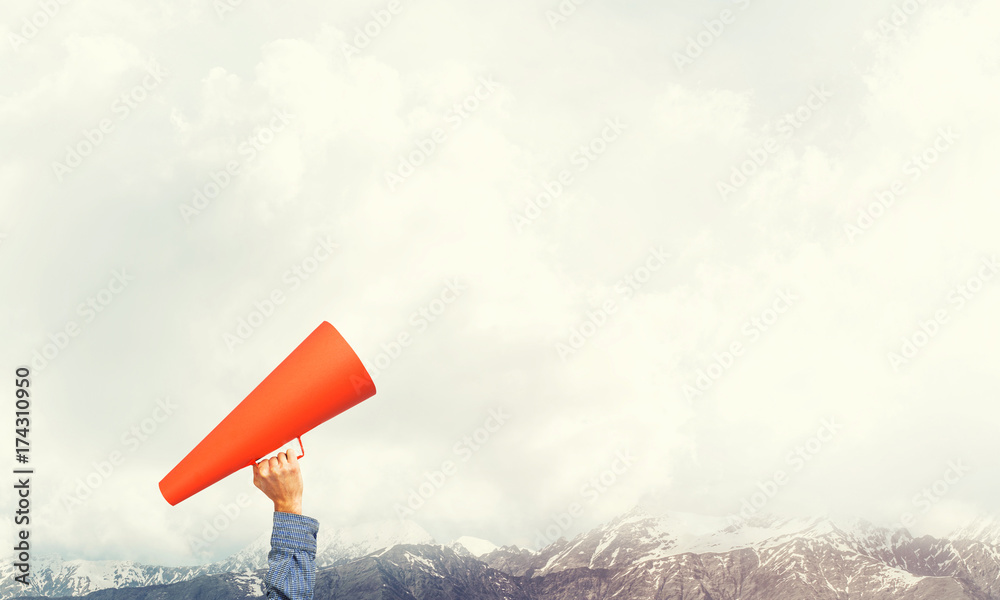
[159, 321, 376, 506]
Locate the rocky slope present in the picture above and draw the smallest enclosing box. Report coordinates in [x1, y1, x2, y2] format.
[2, 519, 432, 599]
[15, 509, 1000, 599]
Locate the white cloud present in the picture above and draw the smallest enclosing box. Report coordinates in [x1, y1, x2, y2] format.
[0, 0, 997, 565]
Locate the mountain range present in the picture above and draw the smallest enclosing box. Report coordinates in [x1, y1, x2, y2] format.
[8, 509, 1000, 599]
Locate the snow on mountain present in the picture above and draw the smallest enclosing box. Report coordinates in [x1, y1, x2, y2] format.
[530, 507, 921, 577]
[950, 514, 1000, 545]
[0, 555, 200, 599]
[450, 536, 499, 557]
[214, 531, 273, 573]
[532, 508, 780, 575]
[229, 573, 266, 598]
[0, 518, 434, 598]
[10, 508, 1000, 600]
[219, 517, 435, 571]
[315, 519, 435, 566]
[519, 508, 949, 600]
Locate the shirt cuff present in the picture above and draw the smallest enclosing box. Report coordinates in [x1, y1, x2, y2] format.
[271, 511, 319, 553]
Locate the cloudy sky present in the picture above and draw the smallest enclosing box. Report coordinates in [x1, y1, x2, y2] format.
[1, 0, 998, 568]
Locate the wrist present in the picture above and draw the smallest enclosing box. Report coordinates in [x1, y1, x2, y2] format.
[273, 500, 302, 515]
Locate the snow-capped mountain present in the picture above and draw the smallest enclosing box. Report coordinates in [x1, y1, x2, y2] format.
[216, 518, 435, 572]
[951, 514, 1000, 546]
[449, 536, 499, 557]
[0, 518, 433, 599]
[485, 507, 989, 600]
[464, 507, 1000, 599]
[2, 556, 202, 599]
[516, 508, 909, 577]
[14, 508, 1000, 599]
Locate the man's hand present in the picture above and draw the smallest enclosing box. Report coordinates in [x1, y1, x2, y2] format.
[253, 449, 304, 515]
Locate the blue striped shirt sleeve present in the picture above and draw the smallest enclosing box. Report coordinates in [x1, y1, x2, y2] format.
[264, 511, 319, 600]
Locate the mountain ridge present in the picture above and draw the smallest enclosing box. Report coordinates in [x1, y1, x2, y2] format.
[10, 508, 1000, 599]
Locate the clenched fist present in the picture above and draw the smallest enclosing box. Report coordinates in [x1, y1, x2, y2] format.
[253, 449, 303, 515]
